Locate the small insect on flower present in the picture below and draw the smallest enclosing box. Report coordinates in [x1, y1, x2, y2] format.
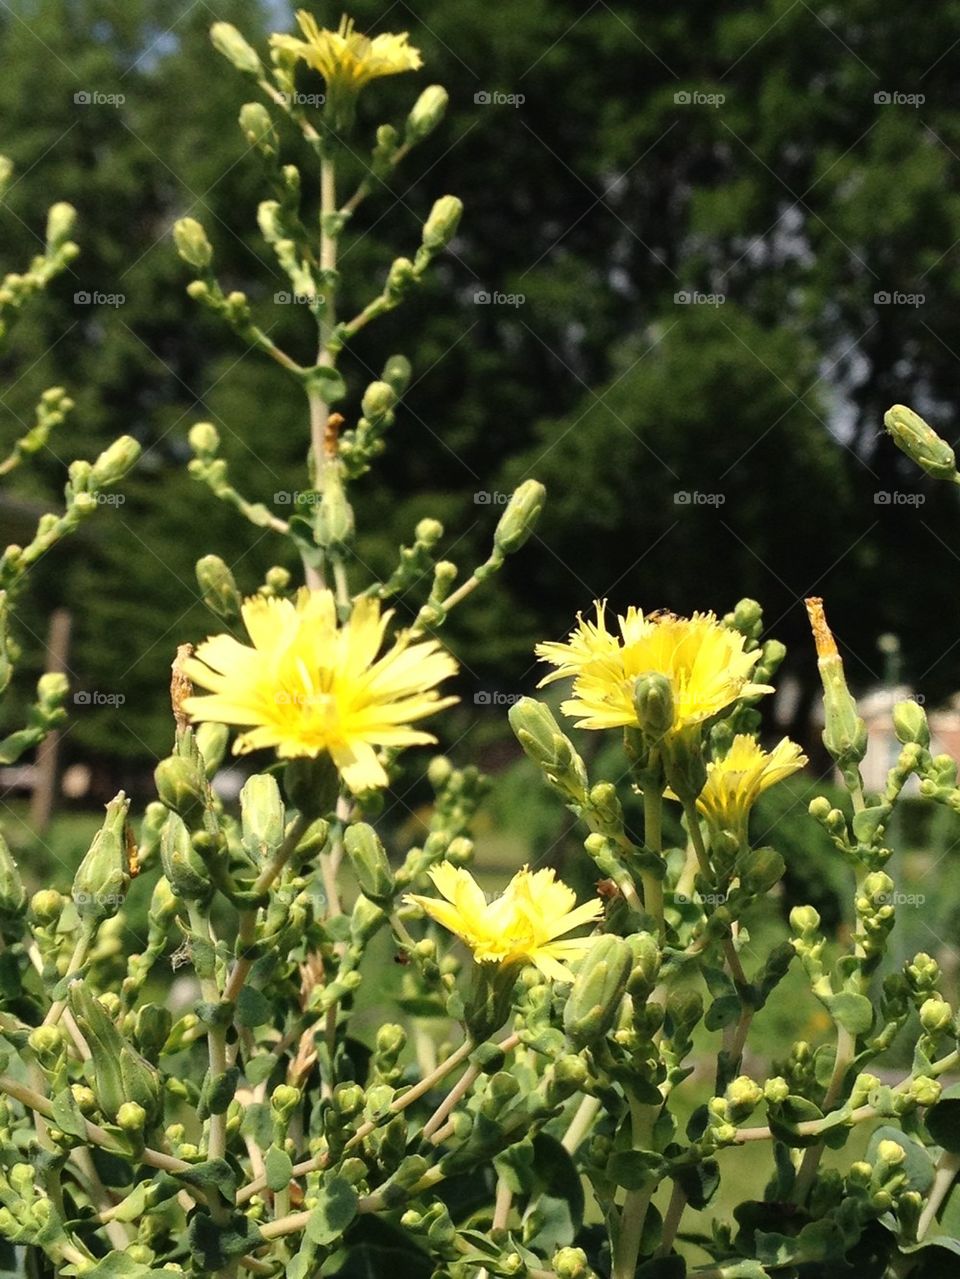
[536, 603, 772, 737]
[181, 589, 457, 793]
[405, 862, 604, 981]
[690, 734, 807, 841]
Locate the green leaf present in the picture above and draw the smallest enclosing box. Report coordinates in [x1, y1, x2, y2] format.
[608, 1149, 666, 1190]
[305, 1175, 359, 1245]
[265, 1144, 294, 1194]
[926, 1084, 960, 1153]
[174, 1158, 237, 1205]
[245, 1053, 278, 1087]
[673, 1159, 720, 1210]
[236, 985, 274, 1028]
[824, 991, 874, 1036]
[705, 993, 741, 1031]
[51, 1087, 88, 1140]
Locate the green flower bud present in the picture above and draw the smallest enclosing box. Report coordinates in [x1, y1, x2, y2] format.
[549, 1054, 588, 1101]
[362, 380, 397, 423]
[564, 935, 632, 1048]
[196, 722, 230, 777]
[421, 195, 463, 251]
[154, 756, 207, 823]
[270, 1085, 300, 1120]
[731, 598, 763, 637]
[493, 480, 546, 555]
[553, 1247, 589, 1279]
[910, 1075, 941, 1106]
[0, 830, 26, 919]
[188, 421, 220, 458]
[73, 792, 131, 920]
[37, 671, 69, 709]
[283, 754, 340, 820]
[134, 1004, 172, 1058]
[893, 698, 930, 748]
[45, 201, 76, 250]
[173, 217, 213, 271]
[806, 598, 867, 767]
[884, 404, 957, 481]
[195, 555, 241, 621]
[159, 813, 211, 900]
[344, 822, 394, 905]
[30, 889, 65, 925]
[875, 1138, 906, 1168]
[116, 1101, 146, 1133]
[71, 1085, 98, 1115]
[764, 1076, 790, 1104]
[240, 773, 285, 864]
[239, 102, 277, 155]
[790, 904, 821, 938]
[28, 1025, 65, 1063]
[920, 997, 953, 1034]
[350, 895, 387, 945]
[632, 672, 675, 741]
[90, 435, 140, 488]
[726, 1075, 763, 1119]
[385, 256, 416, 300]
[405, 85, 449, 144]
[376, 1024, 406, 1059]
[382, 354, 412, 394]
[627, 931, 661, 989]
[210, 22, 262, 75]
[317, 474, 354, 551]
[481, 1071, 520, 1118]
[333, 1084, 364, 1117]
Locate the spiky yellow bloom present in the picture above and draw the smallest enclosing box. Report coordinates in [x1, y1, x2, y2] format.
[692, 734, 807, 839]
[405, 862, 603, 981]
[270, 12, 421, 107]
[536, 603, 773, 736]
[181, 589, 457, 793]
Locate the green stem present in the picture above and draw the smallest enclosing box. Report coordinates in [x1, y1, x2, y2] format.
[918, 1149, 960, 1238]
[612, 1093, 659, 1279]
[42, 918, 95, 1027]
[641, 788, 665, 937]
[683, 799, 746, 987]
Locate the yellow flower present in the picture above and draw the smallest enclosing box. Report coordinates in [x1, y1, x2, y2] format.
[270, 12, 421, 106]
[691, 734, 807, 839]
[405, 862, 603, 981]
[536, 603, 773, 736]
[181, 589, 457, 793]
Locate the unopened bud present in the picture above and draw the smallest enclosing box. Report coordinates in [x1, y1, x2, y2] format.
[893, 699, 930, 748]
[344, 822, 394, 905]
[239, 102, 276, 155]
[920, 997, 953, 1034]
[90, 435, 140, 488]
[421, 196, 463, 251]
[210, 22, 262, 75]
[884, 404, 957, 481]
[382, 353, 412, 393]
[361, 380, 397, 423]
[564, 935, 632, 1047]
[196, 722, 230, 777]
[789, 904, 821, 937]
[0, 830, 25, 918]
[46, 202, 76, 250]
[494, 480, 546, 555]
[73, 792, 131, 920]
[405, 85, 448, 144]
[188, 422, 220, 458]
[632, 672, 675, 741]
[195, 555, 241, 621]
[173, 217, 213, 271]
[806, 598, 867, 767]
[30, 889, 65, 925]
[116, 1101, 146, 1133]
[552, 1248, 589, 1279]
[240, 773, 285, 865]
[154, 756, 207, 823]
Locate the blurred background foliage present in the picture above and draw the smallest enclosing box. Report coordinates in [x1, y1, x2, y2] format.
[3, 0, 960, 897]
